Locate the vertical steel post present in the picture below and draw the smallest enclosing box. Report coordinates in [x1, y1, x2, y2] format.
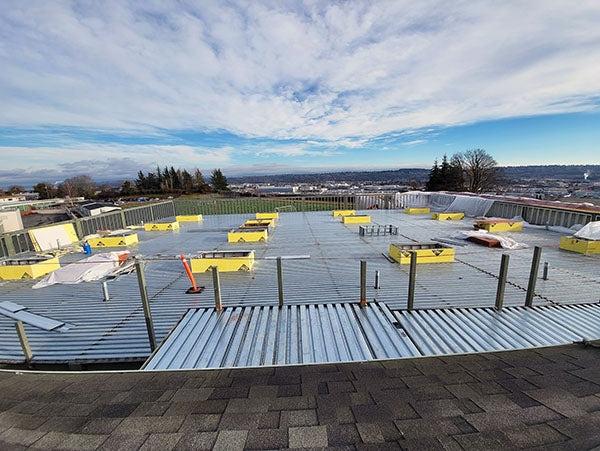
[525, 246, 542, 307]
[407, 251, 417, 311]
[135, 259, 156, 351]
[102, 281, 110, 302]
[15, 320, 32, 363]
[359, 260, 367, 307]
[542, 262, 549, 280]
[277, 257, 284, 308]
[374, 270, 380, 289]
[212, 266, 222, 311]
[495, 254, 510, 311]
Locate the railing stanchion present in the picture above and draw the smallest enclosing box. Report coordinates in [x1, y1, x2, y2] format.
[15, 320, 33, 364]
[495, 254, 510, 311]
[102, 281, 110, 302]
[277, 257, 284, 307]
[407, 252, 417, 311]
[525, 246, 542, 307]
[359, 260, 367, 307]
[212, 266, 223, 311]
[135, 259, 156, 351]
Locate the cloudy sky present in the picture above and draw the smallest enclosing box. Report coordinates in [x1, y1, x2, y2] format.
[1, 1, 600, 185]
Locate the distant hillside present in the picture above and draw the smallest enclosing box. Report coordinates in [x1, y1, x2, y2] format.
[230, 168, 430, 184]
[502, 165, 599, 181]
[230, 165, 600, 184]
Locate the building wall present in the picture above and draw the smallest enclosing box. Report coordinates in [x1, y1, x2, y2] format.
[0, 195, 26, 203]
[0, 210, 24, 233]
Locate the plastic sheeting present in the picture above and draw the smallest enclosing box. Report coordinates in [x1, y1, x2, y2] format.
[444, 195, 494, 217]
[574, 221, 600, 240]
[394, 192, 494, 217]
[453, 230, 529, 250]
[32, 251, 130, 289]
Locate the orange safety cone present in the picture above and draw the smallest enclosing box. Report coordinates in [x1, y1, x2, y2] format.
[179, 254, 204, 294]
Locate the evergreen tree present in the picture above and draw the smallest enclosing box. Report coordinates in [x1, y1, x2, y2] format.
[181, 170, 193, 192]
[135, 171, 146, 191]
[33, 182, 57, 199]
[120, 180, 136, 195]
[162, 166, 171, 192]
[425, 159, 442, 191]
[146, 172, 158, 191]
[439, 154, 451, 188]
[193, 169, 209, 193]
[156, 165, 163, 189]
[210, 169, 229, 192]
[169, 166, 180, 191]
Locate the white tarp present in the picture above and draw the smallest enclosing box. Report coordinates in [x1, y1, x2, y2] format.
[394, 191, 494, 217]
[453, 230, 529, 250]
[444, 195, 494, 217]
[574, 221, 600, 240]
[32, 251, 130, 289]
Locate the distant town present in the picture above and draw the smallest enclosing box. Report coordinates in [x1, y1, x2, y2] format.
[1, 163, 599, 234]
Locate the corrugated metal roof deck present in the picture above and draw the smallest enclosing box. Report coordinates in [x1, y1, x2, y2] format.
[0, 210, 598, 364]
[393, 303, 600, 356]
[143, 302, 419, 370]
[145, 302, 600, 371]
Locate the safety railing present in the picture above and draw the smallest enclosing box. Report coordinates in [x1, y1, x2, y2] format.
[0, 201, 175, 258]
[486, 201, 598, 228]
[173, 194, 395, 215]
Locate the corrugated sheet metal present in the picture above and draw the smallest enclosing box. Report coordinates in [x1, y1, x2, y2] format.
[0, 210, 598, 364]
[392, 304, 600, 356]
[146, 301, 600, 371]
[0, 302, 70, 332]
[143, 302, 420, 370]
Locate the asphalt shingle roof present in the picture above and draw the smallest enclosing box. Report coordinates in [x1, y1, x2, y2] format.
[1, 344, 600, 449]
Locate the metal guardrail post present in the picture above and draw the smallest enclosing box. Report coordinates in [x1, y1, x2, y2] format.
[135, 259, 156, 351]
[277, 257, 284, 307]
[102, 281, 110, 302]
[525, 246, 542, 307]
[495, 254, 510, 311]
[374, 270, 380, 289]
[543, 262, 549, 280]
[359, 260, 367, 307]
[15, 320, 33, 364]
[4, 234, 16, 257]
[407, 251, 417, 311]
[212, 266, 223, 311]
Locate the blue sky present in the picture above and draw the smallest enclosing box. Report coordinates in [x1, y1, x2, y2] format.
[1, 1, 600, 185]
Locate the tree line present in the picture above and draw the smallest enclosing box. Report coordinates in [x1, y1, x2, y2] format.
[31, 168, 229, 199]
[426, 149, 500, 193]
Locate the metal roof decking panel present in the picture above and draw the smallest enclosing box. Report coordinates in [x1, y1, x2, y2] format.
[143, 302, 421, 370]
[391, 304, 600, 356]
[0, 210, 598, 364]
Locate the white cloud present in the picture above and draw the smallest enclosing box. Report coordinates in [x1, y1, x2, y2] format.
[0, 1, 599, 142]
[253, 145, 339, 157]
[401, 140, 427, 146]
[0, 143, 232, 171]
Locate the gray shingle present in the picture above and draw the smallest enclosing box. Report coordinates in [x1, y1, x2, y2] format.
[289, 425, 328, 448]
